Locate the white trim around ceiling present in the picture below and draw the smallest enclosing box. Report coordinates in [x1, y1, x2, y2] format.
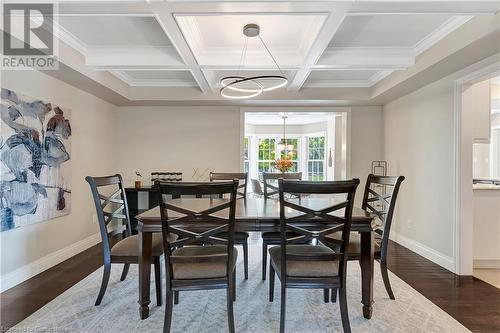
[314, 47, 415, 70]
[303, 69, 394, 88]
[414, 16, 474, 56]
[110, 70, 199, 87]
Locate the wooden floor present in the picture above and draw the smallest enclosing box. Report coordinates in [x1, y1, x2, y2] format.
[1, 240, 499, 332]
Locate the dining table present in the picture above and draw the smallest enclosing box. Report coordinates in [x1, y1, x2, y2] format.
[135, 197, 378, 320]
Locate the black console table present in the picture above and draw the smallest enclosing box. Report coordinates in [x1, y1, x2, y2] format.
[125, 186, 158, 233]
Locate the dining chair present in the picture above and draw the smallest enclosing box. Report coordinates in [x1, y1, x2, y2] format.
[251, 179, 264, 198]
[209, 172, 249, 279]
[262, 171, 302, 199]
[86, 174, 176, 306]
[325, 174, 404, 301]
[268, 179, 359, 333]
[157, 180, 239, 333]
[261, 171, 304, 280]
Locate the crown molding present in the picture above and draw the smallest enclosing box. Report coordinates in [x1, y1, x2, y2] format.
[111, 70, 198, 87]
[85, 46, 185, 68]
[52, 18, 88, 56]
[303, 69, 393, 88]
[316, 47, 414, 69]
[413, 16, 473, 56]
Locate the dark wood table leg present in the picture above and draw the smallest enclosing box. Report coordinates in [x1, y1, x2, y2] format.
[360, 230, 374, 319]
[138, 230, 152, 319]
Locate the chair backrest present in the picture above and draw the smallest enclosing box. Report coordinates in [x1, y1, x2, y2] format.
[85, 174, 132, 259]
[263, 172, 302, 198]
[361, 174, 404, 256]
[209, 172, 248, 198]
[157, 181, 238, 281]
[251, 179, 264, 196]
[278, 179, 359, 279]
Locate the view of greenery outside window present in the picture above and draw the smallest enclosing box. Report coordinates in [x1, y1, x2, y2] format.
[243, 137, 249, 173]
[307, 136, 325, 180]
[258, 138, 276, 176]
[280, 138, 299, 172]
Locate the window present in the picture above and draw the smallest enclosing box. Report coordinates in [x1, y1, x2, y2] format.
[280, 138, 299, 172]
[307, 136, 325, 181]
[243, 137, 249, 173]
[258, 138, 276, 174]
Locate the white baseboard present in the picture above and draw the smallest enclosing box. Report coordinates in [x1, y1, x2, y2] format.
[390, 231, 455, 272]
[0, 233, 101, 293]
[474, 259, 500, 269]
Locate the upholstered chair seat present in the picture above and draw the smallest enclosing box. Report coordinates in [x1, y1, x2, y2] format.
[111, 233, 177, 257]
[171, 245, 238, 279]
[269, 245, 339, 277]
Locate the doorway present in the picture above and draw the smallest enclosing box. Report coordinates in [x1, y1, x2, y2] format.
[454, 57, 500, 282]
[241, 110, 349, 195]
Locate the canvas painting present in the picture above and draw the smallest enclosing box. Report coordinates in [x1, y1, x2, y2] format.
[0, 88, 72, 232]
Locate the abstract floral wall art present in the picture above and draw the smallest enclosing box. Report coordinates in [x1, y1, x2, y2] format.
[0, 88, 72, 231]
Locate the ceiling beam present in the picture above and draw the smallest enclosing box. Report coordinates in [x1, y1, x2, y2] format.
[57, 1, 500, 16]
[287, 6, 348, 91]
[85, 46, 186, 69]
[154, 11, 211, 93]
[313, 47, 415, 70]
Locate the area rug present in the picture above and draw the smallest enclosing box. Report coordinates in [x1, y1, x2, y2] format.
[10, 243, 469, 332]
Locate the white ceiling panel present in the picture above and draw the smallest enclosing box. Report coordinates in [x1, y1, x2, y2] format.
[176, 14, 327, 66]
[59, 16, 172, 47]
[330, 15, 454, 47]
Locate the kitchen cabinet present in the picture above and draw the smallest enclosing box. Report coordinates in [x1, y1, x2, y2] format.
[466, 79, 491, 143]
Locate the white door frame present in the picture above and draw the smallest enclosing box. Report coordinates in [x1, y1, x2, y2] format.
[453, 55, 499, 275]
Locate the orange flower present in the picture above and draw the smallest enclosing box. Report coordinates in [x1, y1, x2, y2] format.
[272, 157, 294, 173]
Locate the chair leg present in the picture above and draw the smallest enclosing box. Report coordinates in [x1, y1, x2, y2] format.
[262, 242, 268, 280]
[227, 286, 235, 333]
[163, 290, 174, 333]
[323, 289, 330, 303]
[380, 258, 395, 300]
[243, 240, 249, 280]
[331, 288, 338, 303]
[339, 286, 351, 333]
[154, 257, 162, 306]
[269, 264, 275, 302]
[95, 263, 111, 306]
[174, 291, 179, 305]
[233, 267, 236, 302]
[279, 283, 286, 333]
[120, 263, 130, 281]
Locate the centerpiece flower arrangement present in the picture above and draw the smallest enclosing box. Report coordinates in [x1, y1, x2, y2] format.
[272, 156, 294, 173]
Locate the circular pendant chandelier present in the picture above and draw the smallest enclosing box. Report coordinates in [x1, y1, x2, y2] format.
[220, 24, 288, 99]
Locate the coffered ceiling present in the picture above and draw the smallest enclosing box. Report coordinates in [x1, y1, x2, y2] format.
[21, 1, 500, 105]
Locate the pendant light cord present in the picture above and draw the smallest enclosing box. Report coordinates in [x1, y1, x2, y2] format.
[237, 36, 248, 77]
[258, 35, 285, 76]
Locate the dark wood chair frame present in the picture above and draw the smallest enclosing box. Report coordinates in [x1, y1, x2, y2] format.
[158, 181, 239, 333]
[328, 174, 404, 302]
[209, 172, 248, 198]
[262, 171, 302, 199]
[261, 171, 304, 280]
[269, 179, 360, 333]
[209, 172, 249, 279]
[86, 174, 162, 307]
